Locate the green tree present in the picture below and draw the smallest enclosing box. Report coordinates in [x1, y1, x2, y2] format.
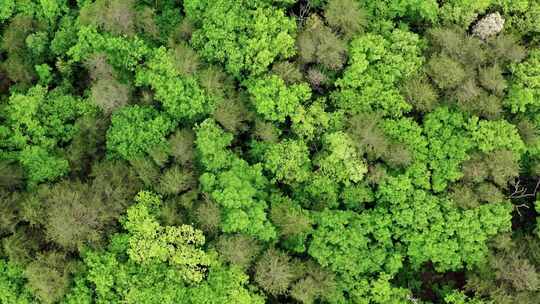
[200, 158, 276, 241]
[135, 47, 215, 122]
[246, 75, 311, 122]
[1, 85, 91, 184]
[333, 29, 424, 117]
[123, 191, 212, 284]
[264, 139, 312, 185]
[315, 132, 368, 185]
[184, 0, 296, 78]
[0, 259, 35, 304]
[106, 105, 173, 160]
[324, 0, 367, 39]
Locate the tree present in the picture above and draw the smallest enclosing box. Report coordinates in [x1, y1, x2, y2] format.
[79, 0, 137, 36]
[324, 0, 366, 39]
[135, 47, 215, 123]
[184, 0, 296, 78]
[315, 132, 368, 185]
[270, 194, 313, 252]
[264, 139, 312, 185]
[296, 15, 347, 71]
[427, 54, 467, 90]
[157, 166, 197, 196]
[215, 234, 262, 270]
[200, 158, 277, 241]
[123, 192, 212, 283]
[505, 50, 540, 113]
[1, 85, 91, 184]
[333, 29, 423, 117]
[402, 74, 439, 112]
[423, 107, 473, 192]
[254, 248, 298, 296]
[0, 259, 35, 304]
[25, 251, 73, 304]
[106, 105, 173, 160]
[246, 75, 311, 122]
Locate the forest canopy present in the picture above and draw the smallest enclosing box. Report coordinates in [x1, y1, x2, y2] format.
[1, 0, 540, 303]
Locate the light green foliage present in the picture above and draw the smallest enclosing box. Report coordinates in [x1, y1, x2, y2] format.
[35, 63, 52, 85]
[194, 119, 235, 172]
[246, 75, 311, 122]
[1, 86, 90, 183]
[185, 0, 296, 78]
[38, 0, 68, 23]
[378, 176, 513, 271]
[123, 191, 212, 283]
[106, 105, 174, 160]
[18, 146, 69, 184]
[196, 121, 276, 240]
[68, 26, 150, 72]
[0, 0, 537, 302]
[468, 118, 526, 154]
[348, 274, 411, 304]
[0, 0, 15, 22]
[264, 139, 312, 184]
[380, 117, 431, 189]
[68, 234, 264, 303]
[200, 159, 276, 241]
[308, 209, 400, 278]
[505, 50, 540, 113]
[315, 132, 368, 185]
[0, 259, 35, 303]
[439, 0, 492, 26]
[135, 47, 214, 122]
[423, 107, 473, 192]
[333, 29, 423, 117]
[497, 0, 540, 44]
[359, 0, 439, 32]
[290, 100, 331, 140]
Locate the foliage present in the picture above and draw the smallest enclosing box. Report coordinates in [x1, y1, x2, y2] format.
[135, 47, 215, 122]
[332, 29, 423, 117]
[1, 86, 90, 184]
[0, 1, 538, 303]
[184, 0, 296, 78]
[106, 105, 174, 160]
[246, 75, 311, 122]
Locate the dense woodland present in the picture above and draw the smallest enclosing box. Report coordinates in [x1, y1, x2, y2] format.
[1, 0, 540, 303]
